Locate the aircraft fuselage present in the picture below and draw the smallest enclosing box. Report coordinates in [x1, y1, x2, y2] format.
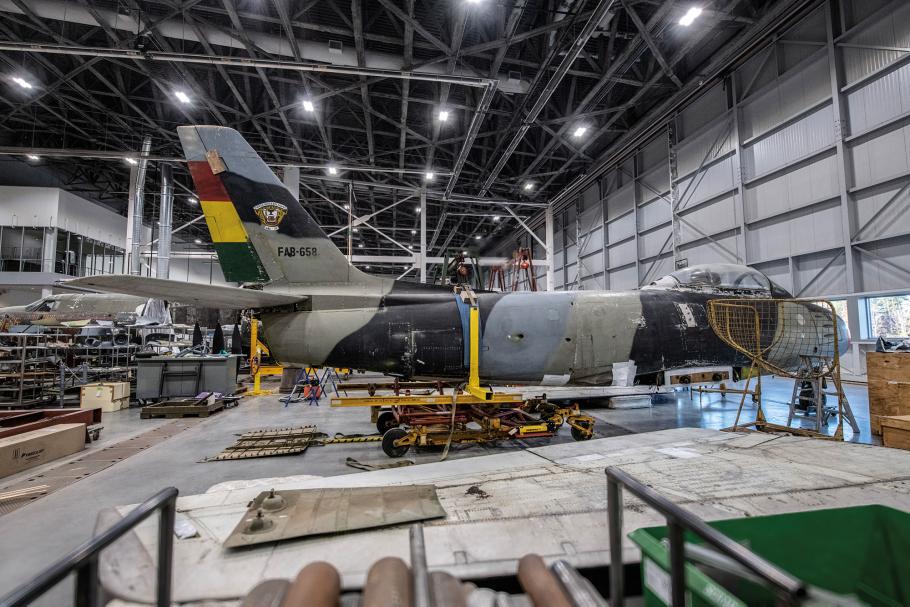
[260, 284, 847, 385]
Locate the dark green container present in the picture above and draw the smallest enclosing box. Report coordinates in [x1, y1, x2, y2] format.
[629, 505, 910, 607]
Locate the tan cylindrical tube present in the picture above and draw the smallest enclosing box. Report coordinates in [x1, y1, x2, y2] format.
[280, 561, 341, 607]
[362, 556, 412, 607]
[517, 554, 573, 607]
[429, 571, 468, 607]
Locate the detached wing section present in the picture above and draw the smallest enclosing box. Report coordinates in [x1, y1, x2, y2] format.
[64, 276, 305, 310]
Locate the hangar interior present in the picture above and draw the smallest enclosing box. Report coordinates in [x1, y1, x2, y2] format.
[1, 0, 910, 606]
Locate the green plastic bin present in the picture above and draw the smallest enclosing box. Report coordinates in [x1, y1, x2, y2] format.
[629, 505, 910, 607]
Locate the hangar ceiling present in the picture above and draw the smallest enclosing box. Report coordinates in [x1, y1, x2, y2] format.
[0, 0, 785, 274]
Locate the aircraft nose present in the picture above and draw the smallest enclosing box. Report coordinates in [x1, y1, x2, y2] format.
[836, 313, 850, 356]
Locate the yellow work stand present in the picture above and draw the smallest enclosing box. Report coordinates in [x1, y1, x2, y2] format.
[249, 315, 282, 396]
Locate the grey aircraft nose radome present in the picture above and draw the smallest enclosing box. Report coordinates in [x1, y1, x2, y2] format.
[67, 126, 846, 386]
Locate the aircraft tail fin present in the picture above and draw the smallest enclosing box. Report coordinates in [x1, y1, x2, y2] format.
[178, 125, 367, 286]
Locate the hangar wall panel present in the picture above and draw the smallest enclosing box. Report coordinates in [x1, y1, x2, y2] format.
[532, 0, 910, 345]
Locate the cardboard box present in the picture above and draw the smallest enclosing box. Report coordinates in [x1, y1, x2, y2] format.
[0, 423, 86, 478]
[81, 382, 130, 412]
[881, 415, 910, 451]
[866, 352, 910, 434]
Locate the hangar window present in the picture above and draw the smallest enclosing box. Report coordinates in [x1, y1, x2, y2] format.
[866, 295, 910, 339]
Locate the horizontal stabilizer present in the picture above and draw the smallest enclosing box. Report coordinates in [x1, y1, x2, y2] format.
[63, 276, 305, 310]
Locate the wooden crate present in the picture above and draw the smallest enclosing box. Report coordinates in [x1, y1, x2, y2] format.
[881, 415, 910, 451]
[140, 397, 224, 419]
[80, 383, 130, 413]
[866, 352, 910, 435]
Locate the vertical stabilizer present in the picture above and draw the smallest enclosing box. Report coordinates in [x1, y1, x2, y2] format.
[178, 125, 368, 286]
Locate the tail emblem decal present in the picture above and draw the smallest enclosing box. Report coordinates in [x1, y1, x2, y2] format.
[253, 202, 288, 231]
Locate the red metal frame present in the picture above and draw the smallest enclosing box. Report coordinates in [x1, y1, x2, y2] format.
[0, 408, 103, 441]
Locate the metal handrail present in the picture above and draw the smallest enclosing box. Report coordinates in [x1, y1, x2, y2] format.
[0, 487, 178, 607]
[605, 467, 806, 606]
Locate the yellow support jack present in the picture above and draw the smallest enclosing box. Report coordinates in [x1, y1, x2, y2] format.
[249, 315, 282, 396]
[463, 289, 495, 401]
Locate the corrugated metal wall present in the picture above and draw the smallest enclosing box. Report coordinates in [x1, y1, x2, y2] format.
[541, 0, 910, 313]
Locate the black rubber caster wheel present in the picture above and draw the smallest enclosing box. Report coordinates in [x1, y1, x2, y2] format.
[381, 428, 410, 457]
[376, 410, 399, 434]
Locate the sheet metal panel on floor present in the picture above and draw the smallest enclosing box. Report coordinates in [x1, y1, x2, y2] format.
[99, 428, 910, 604]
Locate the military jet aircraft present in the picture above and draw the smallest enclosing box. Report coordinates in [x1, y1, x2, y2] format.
[67, 126, 849, 386]
[0, 292, 170, 329]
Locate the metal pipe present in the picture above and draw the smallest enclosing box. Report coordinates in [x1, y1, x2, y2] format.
[157, 163, 173, 279]
[550, 560, 606, 607]
[127, 136, 152, 276]
[607, 478, 624, 607]
[409, 523, 431, 607]
[605, 466, 806, 604]
[0, 41, 494, 88]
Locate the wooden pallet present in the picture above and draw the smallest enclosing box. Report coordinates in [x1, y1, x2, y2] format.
[205, 426, 321, 460]
[140, 398, 225, 419]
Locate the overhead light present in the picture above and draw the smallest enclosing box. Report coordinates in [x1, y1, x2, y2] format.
[474, 235, 482, 240]
[302, 99, 315, 112]
[328, 165, 338, 175]
[572, 126, 588, 138]
[679, 6, 703, 26]
[415, 206, 421, 213]
[26, 154, 39, 161]
[523, 182, 534, 191]
[125, 157, 138, 166]
[493, 215, 501, 222]
[408, 245, 414, 249]
[353, 227, 359, 233]
[194, 238, 202, 244]
[12, 77, 32, 89]
[438, 110, 449, 122]
[425, 171, 435, 181]
[461, 250, 468, 255]
[358, 243, 364, 248]
[365, 265, 370, 269]
[343, 203, 350, 210]
[174, 90, 191, 104]
[411, 229, 417, 235]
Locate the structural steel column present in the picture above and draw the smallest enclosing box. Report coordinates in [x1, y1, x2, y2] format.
[157, 163, 173, 279]
[126, 136, 152, 275]
[826, 0, 856, 293]
[419, 190, 427, 283]
[41, 227, 56, 297]
[545, 204, 555, 291]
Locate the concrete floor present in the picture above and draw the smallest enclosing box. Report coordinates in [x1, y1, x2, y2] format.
[0, 375, 875, 603]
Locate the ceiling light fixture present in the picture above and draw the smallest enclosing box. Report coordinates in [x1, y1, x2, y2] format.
[493, 215, 501, 222]
[125, 157, 138, 166]
[474, 235, 482, 240]
[438, 110, 449, 122]
[328, 165, 338, 175]
[194, 238, 202, 244]
[343, 203, 350, 210]
[425, 171, 434, 181]
[26, 154, 39, 161]
[174, 90, 191, 104]
[12, 77, 32, 89]
[679, 6, 703, 26]
[411, 229, 417, 235]
[353, 227, 359, 233]
[365, 265, 370, 269]
[523, 181, 534, 191]
[415, 206, 421, 213]
[572, 126, 588, 138]
[302, 99, 315, 112]
[188, 196, 198, 204]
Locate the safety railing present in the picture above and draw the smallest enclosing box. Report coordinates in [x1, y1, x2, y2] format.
[606, 466, 805, 606]
[0, 487, 178, 607]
